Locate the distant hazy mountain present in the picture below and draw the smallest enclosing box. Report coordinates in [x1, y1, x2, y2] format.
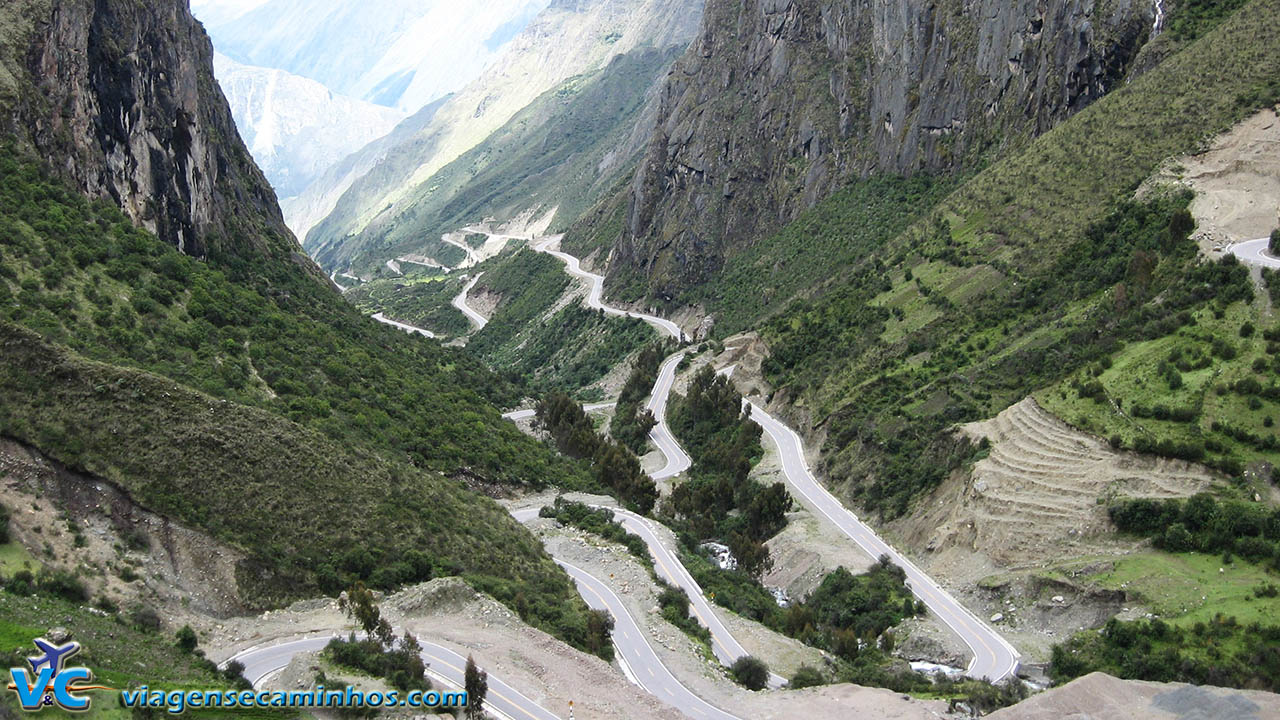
[198, 0, 550, 112]
[212, 53, 405, 199]
[188, 0, 270, 27]
[302, 0, 704, 271]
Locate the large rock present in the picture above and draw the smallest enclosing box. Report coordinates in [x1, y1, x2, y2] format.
[4, 0, 295, 260]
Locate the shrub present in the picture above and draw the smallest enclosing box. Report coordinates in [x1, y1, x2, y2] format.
[730, 655, 771, 691]
[127, 603, 162, 632]
[176, 625, 198, 653]
[789, 665, 827, 689]
[36, 569, 88, 603]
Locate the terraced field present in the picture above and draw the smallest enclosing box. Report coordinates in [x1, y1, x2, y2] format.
[924, 399, 1218, 567]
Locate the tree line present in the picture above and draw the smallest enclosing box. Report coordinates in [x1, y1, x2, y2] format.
[536, 392, 659, 513]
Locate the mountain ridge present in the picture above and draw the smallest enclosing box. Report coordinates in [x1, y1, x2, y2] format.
[301, 0, 704, 272]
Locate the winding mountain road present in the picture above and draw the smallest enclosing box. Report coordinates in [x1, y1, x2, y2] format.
[512, 506, 784, 690]
[502, 401, 616, 421]
[229, 235, 1019, 720]
[1228, 236, 1279, 268]
[453, 272, 489, 330]
[554, 558, 743, 720]
[526, 235, 691, 478]
[371, 312, 436, 338]
[532, 236, 683, 341]
[524, 239, 1019, 682]
[746, 401, 1020, 681]
[226, 634, 560, 720]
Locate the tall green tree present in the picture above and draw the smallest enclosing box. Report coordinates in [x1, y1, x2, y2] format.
[464, 655, 488, 719]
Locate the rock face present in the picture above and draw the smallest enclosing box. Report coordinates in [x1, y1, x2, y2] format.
[608, 0, 1155, 299]
[6, 0, 292, 258]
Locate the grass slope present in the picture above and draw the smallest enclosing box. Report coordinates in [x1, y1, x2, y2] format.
[0, 595, 282, 718]
[469, 247, 654, 397]
[0, 147, 590, 489]
[0, 323, 594, 644]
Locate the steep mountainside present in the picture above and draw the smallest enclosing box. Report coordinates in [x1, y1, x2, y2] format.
[592, 0, 1159, 301]
[302, 0, 703, 273]
[312, 45, 683, 272]
[213, 53, 405, 199]
[280, 93, 451, 241]
[0, 0, 611, 654]
[747, 0, 1280, 518]
[2, 0, 290, 261]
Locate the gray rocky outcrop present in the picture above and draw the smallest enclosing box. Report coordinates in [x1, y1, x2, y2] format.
[609, 0, 1155, 299]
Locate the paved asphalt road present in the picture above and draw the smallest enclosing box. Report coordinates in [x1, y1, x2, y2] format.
[555, 558, 743, 720]
[226, 634, 561, 720]
[533, 236, 683, 341]
[528, 235, 691, 478]
[518, 240, 1020, 681]
[511, 506, 785, 690]
[502, 401, 616, 421]
[453, 272, 489, 330]
[745, 400, 1021, 681]
[371, 312, 436, 338]
[1227, 237, 1278, 268]
[646, 351, 693, 479]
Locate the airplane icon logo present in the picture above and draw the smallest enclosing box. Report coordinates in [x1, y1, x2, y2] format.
[27, 639, 81, 677]
[8, 637, 111, 712]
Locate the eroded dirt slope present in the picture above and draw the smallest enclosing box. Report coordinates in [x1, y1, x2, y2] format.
[898, 398, 1215, 570]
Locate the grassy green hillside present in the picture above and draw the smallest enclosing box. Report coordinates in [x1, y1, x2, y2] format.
[740, 0, 1280, 518]
[0, 148, 588, 488]
[685, 174, 963, 334]
[0, 594, 282, 718]
[1037, 300, 1280, 475]
[0, 145, 616, 651]
[311, 46, 679, 275]
[468, 247, 655, 397]
[344, 271, 472, 338]
[0, 322, 596, 644]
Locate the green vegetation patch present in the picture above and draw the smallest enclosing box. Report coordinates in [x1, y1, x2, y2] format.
[1109, 494, 1280, 573]
[535, 393, 656, 512]
[690, 174, 963, 334]
[1037, 299, 1279, 475]
[0, 323, 600, 652]
[682, 551, 930, 693]
[0, 147, 590, 490]
[344, 273, 471, 337]
[470, 247, 654, 396]
[1082, 551, 1280, 627]
[1051, 615, 1280, 690]
[666, 366, 789, 579]
[609, 343, 666, 453]
[0, 593, 280, 718]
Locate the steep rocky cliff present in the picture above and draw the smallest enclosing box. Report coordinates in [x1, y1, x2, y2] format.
[605, 0, 1157, 301]
[2, 0, 292, 259]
